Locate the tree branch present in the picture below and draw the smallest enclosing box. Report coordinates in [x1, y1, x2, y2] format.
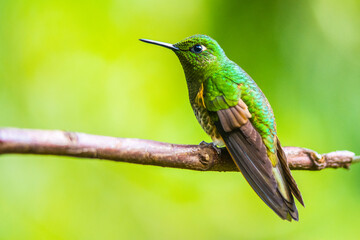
[0, 128, 357, 171]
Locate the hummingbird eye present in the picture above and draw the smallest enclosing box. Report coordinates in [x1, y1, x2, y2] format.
[190, 44, 205, 53]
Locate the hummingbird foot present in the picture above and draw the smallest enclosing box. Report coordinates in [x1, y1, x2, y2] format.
[199, 141, 223, 155]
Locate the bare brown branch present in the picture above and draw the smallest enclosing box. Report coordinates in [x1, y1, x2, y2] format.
[0, 128, 357, 171]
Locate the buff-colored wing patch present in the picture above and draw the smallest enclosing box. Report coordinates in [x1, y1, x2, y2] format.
[217, 99, 252, 132]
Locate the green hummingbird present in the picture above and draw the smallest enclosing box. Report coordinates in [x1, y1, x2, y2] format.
[140, 35, 304, 221]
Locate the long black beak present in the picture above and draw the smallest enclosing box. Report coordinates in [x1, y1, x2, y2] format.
[139, 39, 179, 51]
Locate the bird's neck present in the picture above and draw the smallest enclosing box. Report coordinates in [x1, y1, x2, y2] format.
[184, 69, 204, 102]
[181, 62, 227, 103]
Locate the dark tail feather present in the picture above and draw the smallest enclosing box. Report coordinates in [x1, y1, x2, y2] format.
[215, 121, 299, 221]
[276, 137, 304, 207]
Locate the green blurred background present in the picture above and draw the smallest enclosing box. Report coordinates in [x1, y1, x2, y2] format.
[1, 0, 360, 239]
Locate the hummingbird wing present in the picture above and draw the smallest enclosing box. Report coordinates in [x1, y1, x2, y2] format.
[212, 99, 300, 221]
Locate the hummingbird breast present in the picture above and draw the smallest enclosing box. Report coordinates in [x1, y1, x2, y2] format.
[191, 84, 224, 146]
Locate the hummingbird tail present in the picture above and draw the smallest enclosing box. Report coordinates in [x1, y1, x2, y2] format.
[215, 120, 300, 221]
[276, 137, 305, 207]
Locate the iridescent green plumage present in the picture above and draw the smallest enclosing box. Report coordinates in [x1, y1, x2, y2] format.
[140, 35, 304, 221]
[173, 36, 276, 151]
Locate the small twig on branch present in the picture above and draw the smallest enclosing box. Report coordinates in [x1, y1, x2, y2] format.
[0, 128, 357, 171]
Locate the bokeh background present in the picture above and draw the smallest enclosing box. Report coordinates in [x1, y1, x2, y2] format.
[1, 0, 360, 239]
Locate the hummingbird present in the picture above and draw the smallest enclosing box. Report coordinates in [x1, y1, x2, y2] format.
[140, 35, 304, 221]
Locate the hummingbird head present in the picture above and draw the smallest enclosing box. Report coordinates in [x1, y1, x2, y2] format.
[140, 35, 227, 76]
[172, 35, 226, 69]
[140, 35, 228, 99]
